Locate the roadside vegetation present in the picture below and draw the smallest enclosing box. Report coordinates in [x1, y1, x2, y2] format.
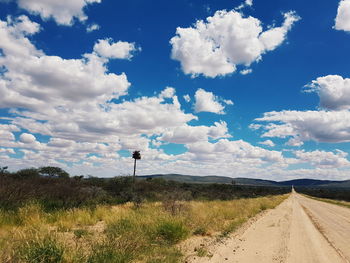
[0, 166, 290, 211]
[305, 196, 350, 209]
[0, 195, 288, 262]
[295, 186, 350, 202]
[0, 166, 290, 262]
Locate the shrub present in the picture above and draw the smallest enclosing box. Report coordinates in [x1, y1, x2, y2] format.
[18, 236, 64, 263]
[155, 221, 189, 244]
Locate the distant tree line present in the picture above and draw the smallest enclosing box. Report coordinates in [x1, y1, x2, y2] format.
[0, 166, 291, 211]
[295, 186, 350, 202]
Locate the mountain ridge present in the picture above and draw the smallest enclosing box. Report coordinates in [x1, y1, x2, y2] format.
[138, 174, 350, 187]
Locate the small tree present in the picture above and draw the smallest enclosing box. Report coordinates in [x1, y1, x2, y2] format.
[38, 166, 69, 178]
[0, 166, 8, 175]
[132, 151, 141, 183]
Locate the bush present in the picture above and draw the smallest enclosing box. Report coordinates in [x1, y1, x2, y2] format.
[155, 221, 189, 244]
[18, 236, 64, 263]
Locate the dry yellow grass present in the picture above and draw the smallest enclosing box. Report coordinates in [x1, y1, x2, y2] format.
[0, 194, 288, 262]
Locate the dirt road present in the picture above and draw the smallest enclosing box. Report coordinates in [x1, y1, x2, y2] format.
[188, 191, 350, 263]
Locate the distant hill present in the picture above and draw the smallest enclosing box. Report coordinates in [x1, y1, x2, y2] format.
[277, 179, 337, 187]
[138, 174, 350, 188]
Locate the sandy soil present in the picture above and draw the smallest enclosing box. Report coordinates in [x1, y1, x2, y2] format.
[187, 191, 350, 263]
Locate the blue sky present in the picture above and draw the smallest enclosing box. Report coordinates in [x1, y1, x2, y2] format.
[1, 0, 350, 180]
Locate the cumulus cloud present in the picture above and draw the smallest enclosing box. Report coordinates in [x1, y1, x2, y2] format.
[0, 148, 15, 155]
[254, 74, 350, 145]
[259, 140, 275, 147]
[184, 139, 284, 163]
[87, 23, 100, 32]
[236, 0, 253, 10]
[170, 8, 300, 77]
[19, 133, 37, 143]
[245, 0, 253, 6]
[183, 94, 191, 102]
[194, 88, 232, 114]
[335, 0, 350, 32]
[160, 87, 176, 98]
[240, 69, 252, 75]
[0, 15, 199, 167]
[0, 124, 18, 143]
[294, 150, 350, 168]
[0, 16, 132, 112]
[93, 38, 140, 60]
[255, 110, 350, 143]
[17, 0, 102, 26]
[159, 121, 231, 144]
[305, 75, 350, 110]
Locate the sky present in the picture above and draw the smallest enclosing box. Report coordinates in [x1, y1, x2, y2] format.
[1, 0, 350, 181]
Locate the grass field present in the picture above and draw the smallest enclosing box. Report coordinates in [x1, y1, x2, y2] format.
[0, 194, 288, 263]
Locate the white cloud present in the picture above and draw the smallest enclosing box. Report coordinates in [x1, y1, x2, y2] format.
[294, 150, 350, 168]
[194, 88, 232, 114]
[93, 38, 140, 60]
[160, 87, 176, 98]
[256, 110, 350, 143]
[286, 137, 304, 147]
[17, 0, 102, 26]
[185, 139, 284, 163]
[245, 0, 253, 6]
[160, 121, 231, 144]
[183, 94, 191, 102]
[254, 74, 350, 145]
[0, 16, 200, 165]
[170, 8, 300, 77]
[259, 140, 275, 147]
[223, 99, 234, 105]
[19, 133, 37, 143]
[0, 148, 15, 155]
[0, 16, 132, 112]
[9, 92, 197, 144]
[0, 124, 18, 143]
[305, 75, 350, 110]
[240, 69, 252, 75]
[335, 0, 350, 32]
[236, 0, 253, 11]
[87, 23, 100, 32]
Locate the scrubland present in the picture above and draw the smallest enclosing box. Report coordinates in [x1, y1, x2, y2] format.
[0, 195, 288, 262]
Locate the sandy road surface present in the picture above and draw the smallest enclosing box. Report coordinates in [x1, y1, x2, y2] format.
[188, 191, 350, 263]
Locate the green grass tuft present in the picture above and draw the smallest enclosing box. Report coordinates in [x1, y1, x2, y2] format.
[155, 220, 189, 244]
[87, 244, 133, 263]
[18, 236, 64, 263]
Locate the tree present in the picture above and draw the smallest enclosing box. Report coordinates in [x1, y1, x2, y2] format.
[38, 166, 69, 178]
[16, 168, 39, 177]
[132, 151, 141, 183]
[0, 166, 8, 175]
